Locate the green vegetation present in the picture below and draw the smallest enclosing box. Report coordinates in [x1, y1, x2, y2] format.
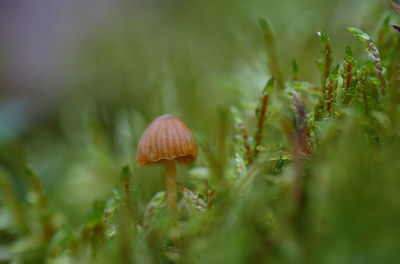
[1, 1, 400, 263]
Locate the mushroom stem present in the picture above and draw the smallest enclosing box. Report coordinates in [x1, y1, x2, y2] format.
[165, 159, 180, 247]
[165, 160, 177, 219]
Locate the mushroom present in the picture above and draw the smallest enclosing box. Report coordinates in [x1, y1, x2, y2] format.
[136, 114, 197, 241]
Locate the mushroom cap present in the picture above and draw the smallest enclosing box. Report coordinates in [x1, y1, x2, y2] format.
[136, 114, 197, 167]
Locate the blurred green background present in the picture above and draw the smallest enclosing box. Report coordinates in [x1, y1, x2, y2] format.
[0, 1, 399, 263]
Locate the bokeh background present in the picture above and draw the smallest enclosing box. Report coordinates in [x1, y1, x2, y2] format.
[0, 0, 393, 228]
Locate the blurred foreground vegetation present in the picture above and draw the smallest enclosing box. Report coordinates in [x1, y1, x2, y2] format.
[1, 0, 400, 263]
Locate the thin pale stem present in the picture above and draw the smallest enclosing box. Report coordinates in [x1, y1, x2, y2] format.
[165, 160, 180, 247]
[166, 160, 177, 219]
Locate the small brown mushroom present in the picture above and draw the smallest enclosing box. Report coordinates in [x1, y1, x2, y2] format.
[136, 114, 197, 244]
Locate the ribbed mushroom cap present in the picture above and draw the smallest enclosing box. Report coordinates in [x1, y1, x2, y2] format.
[136, 114, 197, 167]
